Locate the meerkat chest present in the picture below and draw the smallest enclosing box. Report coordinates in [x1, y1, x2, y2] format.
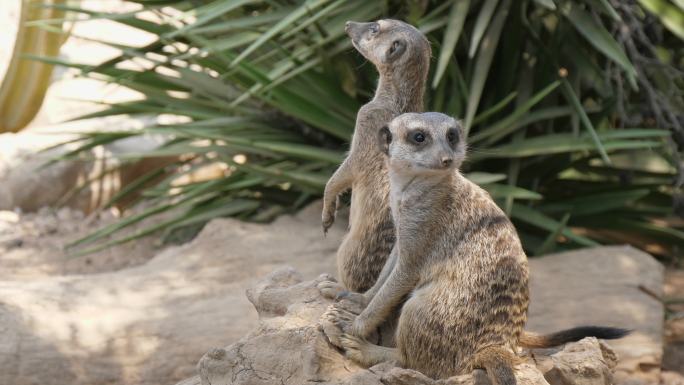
[389, 174, 445, 248]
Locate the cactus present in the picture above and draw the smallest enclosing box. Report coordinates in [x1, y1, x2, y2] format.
[0, 0, 65, 133]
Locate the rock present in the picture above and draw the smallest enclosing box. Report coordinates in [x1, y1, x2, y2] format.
[0, 202, 346, 385]
[181, 267, 622, 385]
[526, 246, 665, 383]
[543, 338, 617, 384]
[193, 268, 355, 385]
[0, 128, 171, 213]
[661, 371, 684, 385]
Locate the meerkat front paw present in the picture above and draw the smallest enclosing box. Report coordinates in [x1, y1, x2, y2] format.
[317, 280, 346, 299]
[335, 292, 368, 315]
[340, 333, 365, 363]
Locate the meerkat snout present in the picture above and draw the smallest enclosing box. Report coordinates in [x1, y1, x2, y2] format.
[382, 112, 466, 174]
[344, 21, 375, 45]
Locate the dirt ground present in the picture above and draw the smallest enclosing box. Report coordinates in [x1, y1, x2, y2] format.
[0, 207, 159, 278]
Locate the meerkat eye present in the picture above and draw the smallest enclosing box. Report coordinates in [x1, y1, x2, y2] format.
[446, 128, 460, 145]
[369, 23, 379, 34]
[412, 131, 426, 143]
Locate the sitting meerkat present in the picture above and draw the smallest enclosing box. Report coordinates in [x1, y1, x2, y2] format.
[320, 19, 431, 294]
[336, 112, 628, 384]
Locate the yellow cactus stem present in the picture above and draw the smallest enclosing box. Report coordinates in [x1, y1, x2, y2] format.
[0, 0, 66, 133]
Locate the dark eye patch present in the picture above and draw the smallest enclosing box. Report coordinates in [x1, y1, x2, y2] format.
[446, 127, 460, 147]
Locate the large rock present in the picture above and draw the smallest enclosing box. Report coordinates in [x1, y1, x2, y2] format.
[0, 202, 345, 385]
[0, 127, 170, 213]
[176, 266, 620, 385]
[526, 246, 664, 383]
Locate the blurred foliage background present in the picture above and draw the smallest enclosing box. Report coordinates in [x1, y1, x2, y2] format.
[32, 0, 684, 259]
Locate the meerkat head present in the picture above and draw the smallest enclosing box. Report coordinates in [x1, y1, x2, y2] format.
[344, 19, 430, 74]
[378, 112, 466, 176]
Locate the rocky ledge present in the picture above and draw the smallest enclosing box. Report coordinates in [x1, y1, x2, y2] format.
[176, 267, 622, 385]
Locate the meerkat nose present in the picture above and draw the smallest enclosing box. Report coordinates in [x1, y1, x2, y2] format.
[441, 157, 453, 167]
[345, 21, 351, 32]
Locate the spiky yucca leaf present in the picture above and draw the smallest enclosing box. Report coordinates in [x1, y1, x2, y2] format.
[35, 0, 683, 259]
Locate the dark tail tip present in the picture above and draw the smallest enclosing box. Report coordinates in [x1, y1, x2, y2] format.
[521, 326, 632, 348]
[548, 326, 631, 346]
[573, 326, 632, 340]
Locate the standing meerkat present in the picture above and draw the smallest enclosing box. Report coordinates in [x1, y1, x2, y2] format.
[320, 19, 431, 294]
[336, 112, 628, 384]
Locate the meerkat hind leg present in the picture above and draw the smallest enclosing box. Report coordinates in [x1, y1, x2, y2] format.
[340, 333, 399, 367]
[472, 345, 519, 385]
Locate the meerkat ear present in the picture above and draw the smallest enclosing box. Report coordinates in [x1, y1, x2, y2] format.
[454, 119, 468, 149]
[455, 119, 466, 137]
[384, 39, 406, 63]
[378, 126, 392, 155]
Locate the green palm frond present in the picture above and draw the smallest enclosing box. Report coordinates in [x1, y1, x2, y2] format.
[35, 0, 683, 259]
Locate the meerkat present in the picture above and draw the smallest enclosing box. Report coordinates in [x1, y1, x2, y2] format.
[335, 112, 628, 384]
[320, 19, 431, 294]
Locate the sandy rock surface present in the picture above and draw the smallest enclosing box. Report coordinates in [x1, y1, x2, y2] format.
[0, 202, 345, 385]
[526, 246, 665, 383]
[175, 266, 620, 385]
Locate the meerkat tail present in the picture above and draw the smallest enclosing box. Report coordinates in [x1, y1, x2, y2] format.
[519, 326, 631, 348]
[472, 346, 518, 385]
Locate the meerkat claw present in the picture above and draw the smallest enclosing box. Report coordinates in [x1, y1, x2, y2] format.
[334, 290, 351, 300]
[321, 217, 334, 234]
[335, 293, 368, 315]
